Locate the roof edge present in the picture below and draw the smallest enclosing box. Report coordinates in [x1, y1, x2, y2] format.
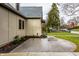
[26, 17, 41, 19]
[0, 3, 27, 19]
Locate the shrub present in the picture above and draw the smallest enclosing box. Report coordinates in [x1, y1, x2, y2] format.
[12, 35, 27, 45]
[41, 35, 47, 38]
[12, 35, 21, 44]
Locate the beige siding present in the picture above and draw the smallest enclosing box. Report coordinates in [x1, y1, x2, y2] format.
[16, 16, 25, 37]
[0, 6, 25, 46]
[8, 11, 17, 42]
[25, 19, 42, 36]
[0, 6, 9, 46]
[9, 11, 25, 42]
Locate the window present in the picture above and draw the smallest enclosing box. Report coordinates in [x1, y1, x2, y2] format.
[19, 19, 21, 29]
[22, 21, 24, 29]
[19, 19, 24, 29]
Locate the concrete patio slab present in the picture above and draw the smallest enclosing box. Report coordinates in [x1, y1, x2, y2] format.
[0, 52, 75, 56]
[11, 36, 76, 52]
[72, 52, 79, 56]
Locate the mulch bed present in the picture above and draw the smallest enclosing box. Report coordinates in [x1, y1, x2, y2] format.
[0, 43, 19, 53]
[0, 37, 29, 53]
[25, 35, 47, 38]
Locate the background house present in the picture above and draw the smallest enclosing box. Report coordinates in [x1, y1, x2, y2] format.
[67, 18, 77, 28]
[20, 7, 43, 36]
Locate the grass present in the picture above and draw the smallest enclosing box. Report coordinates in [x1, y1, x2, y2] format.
[72, 29, 79, 31]
[47, 31, 79, 52]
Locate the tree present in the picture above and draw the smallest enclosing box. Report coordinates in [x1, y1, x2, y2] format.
[47, 3, 60, 32]
[60, 17, 65, 26]
[59, 3, 79, 16]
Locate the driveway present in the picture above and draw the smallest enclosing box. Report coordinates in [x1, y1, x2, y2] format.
[11, 36, 76, 52]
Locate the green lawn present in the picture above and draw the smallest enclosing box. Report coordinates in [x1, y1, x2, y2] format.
[72, 29, 79, 31]
[48, 32, 79, 52]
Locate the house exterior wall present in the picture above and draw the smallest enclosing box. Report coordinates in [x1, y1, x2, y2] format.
[25, 19, 42, 36]
[8, 10, 25, 42]
[8, 11, 17, 42]
[0, 6, 25, 47]
[0, 6, 9, 46]
[0, 5, 42, 47]
[16, 16, 25, 37]
[77, 23, 79, 26]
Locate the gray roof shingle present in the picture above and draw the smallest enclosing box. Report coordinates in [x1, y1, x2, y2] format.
[20, 7, 42, 17]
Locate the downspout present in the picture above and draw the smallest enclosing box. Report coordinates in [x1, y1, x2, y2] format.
[8, 10, 9, 42]
[41, 7, 43, 35]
